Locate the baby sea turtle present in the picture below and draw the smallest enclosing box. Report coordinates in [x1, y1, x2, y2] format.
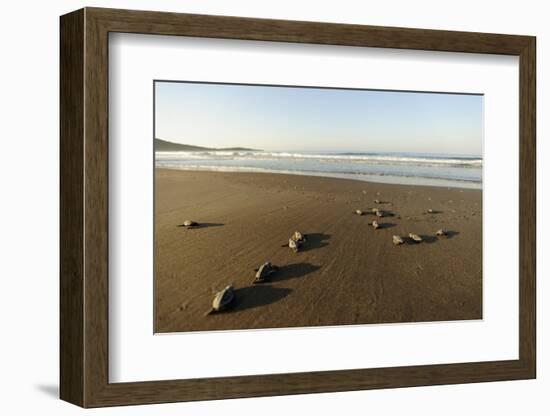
[253, 262, 279, 284]
[409, 233, 423, 243]
[282, 238, 301, 253]
[282, 231, 306, 252]
[180, 220, 199, 228]
[371, 220, 380, 229]
[291, 231, 307, 243]
[392, 235, 404, 245]
[435, 229, 447, 237]
[375, 210, 384, 218]
[205, 285, 235, 315]
[426, 209, 434, 214]
[374, 199, 381, 204]
[371, 207, 380, 214]
[355, 209, 364, 216]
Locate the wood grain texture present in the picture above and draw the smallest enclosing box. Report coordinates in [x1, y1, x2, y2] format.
[59, 8, 84, 406]
[89, 7, 532, 54]
[518, 38, 536, 375]
[59, 7, 537, 408]
[83, 10, 110, 406]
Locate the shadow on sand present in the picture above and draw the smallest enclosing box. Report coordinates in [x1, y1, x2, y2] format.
[177, 223, 224, 229]
[230, 286, 292, 312]
[419, 235, 438, 244]
[405, 230, 460, 244]
[300, 233, 331, 252]
[272, 262, 321, 282]
[377, 222, 396, 229]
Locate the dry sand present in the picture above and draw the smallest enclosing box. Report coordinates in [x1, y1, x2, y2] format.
[155, 169, 482, 333]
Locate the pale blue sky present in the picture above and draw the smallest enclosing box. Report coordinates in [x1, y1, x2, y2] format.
[155, 81, 483, 156]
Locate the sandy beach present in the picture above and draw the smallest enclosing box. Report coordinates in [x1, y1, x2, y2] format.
[154, 168, 482, 333]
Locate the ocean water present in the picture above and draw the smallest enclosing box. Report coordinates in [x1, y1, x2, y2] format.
[155, 150, 482, 189]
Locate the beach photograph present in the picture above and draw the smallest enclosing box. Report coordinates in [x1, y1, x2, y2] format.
[154, 81, 483, 333]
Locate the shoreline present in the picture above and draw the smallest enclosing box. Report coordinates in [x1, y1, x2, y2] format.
[154, 165, 482, 190]
[155, 169, 482, 333]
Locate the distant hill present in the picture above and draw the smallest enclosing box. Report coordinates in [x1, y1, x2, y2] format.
[155, 138, 259, 152]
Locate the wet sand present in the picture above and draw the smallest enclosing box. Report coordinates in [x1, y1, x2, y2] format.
[155, 169, 482, 333]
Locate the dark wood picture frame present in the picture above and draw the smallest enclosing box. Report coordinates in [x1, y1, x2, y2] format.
[60, 7, 536, 408]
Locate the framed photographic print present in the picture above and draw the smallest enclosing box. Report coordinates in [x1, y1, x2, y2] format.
[60, 7, 536, 407]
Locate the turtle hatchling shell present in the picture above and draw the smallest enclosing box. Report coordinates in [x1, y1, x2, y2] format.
[392, 235, 404, 245]
[254, 262, 277, 283]
[292, 231, 306, 242]
[289, 239, 300, 252]
[408, 233, 423, 243]
[212, 285, 235, 312]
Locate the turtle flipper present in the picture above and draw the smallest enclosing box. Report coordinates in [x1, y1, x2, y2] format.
[204, 308, 215, 316]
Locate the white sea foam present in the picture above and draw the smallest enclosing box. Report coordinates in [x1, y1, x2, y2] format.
[155, 150, 482, 167]
[155, 150, 483, 189]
